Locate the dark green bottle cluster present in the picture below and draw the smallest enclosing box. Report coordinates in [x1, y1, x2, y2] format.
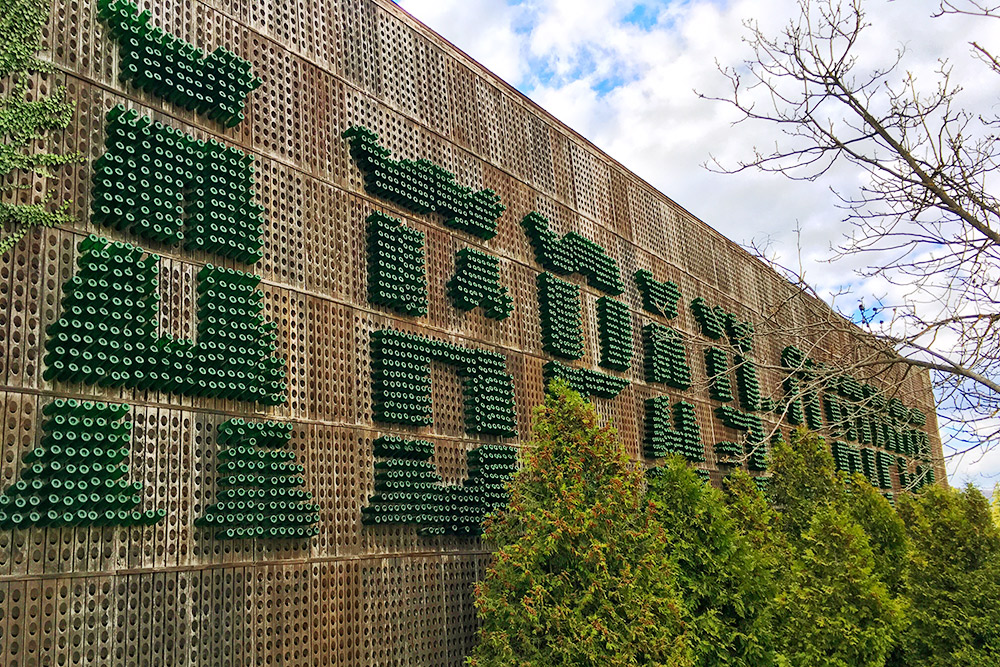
[596, 297, 631, 371]
[371, 329, 434, 426]
[784, 345, 933, 476]
[183, 139, 264, 264]
[802, 390, 823, 431]
[543, 360, 629, 399]
[779, 346, 805, 425]
[343, 126, 504, 239]
[43, 236, 159, 386]
[832, 440, 863, 475]
[690, 297, 727, 340]
[537, 272, 584, 360]
[861, 448, 879, 487]
[363, 435, 441, 527]
[714, 440, 743, 459]
[896, 457, 910, 488]
[643, 396, 703, 461]
[43, 236, 285, 405]
[431, 444, 517, 537]
[91, 107, 189, 244]
[642, 323, 691, 390]
[197, 419, 318, 539]
[193, 264, 287, 404]
[913, 465, 936, 490]
[704, 348, 733, 402]
[521, 212, 624, 295]
[724, 316, 755, 355]
[876, 451, 894, 489]
[714, 405, 768, 471]
[362, 436, 517, 537]
[98, 0, 260, 127]
[734, 356, 761, 412]
[371, 329, 518, 436]
[0, 399, 164, 529]
[752, 476, 770, 495]
[634, 270, 681, 318]
[461, 350, 519, 437]
[92, 106, 264, 261]
[367, 212, 428, 317]
[446, 247, 513, 320]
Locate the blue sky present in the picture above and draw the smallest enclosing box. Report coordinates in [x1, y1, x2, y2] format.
[395, 0, 1000, 494]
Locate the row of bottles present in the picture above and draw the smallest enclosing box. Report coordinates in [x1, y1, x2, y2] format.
[366, 212, 428, 317]
[98, 0, 260, 127]
[363, 436, 517, 537]
[714, 405, 769, 471]
[521, 212, 626, 295]
[543, 360, 629, 400]
[596, 296, 631, 371]
[642, 322, 692, 390]
[643, 396, 703, 462]
[344, 126, 504, 240]
[634, 269, 681, 319]
[43, 236, 286, 406]
[537, 272, 584, 360]
[704, 347, 733, 402]
[0, 399, 163, 529]
[371, 329, 518, 436]
[447, 247, 513, 320]
[690, 297, 728, 340]
[521, 212, 625, 295]
[197, 418, 319, 539]
[92, 106, 264, 263]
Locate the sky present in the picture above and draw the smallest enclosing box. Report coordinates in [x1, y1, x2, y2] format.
[393, 0, 1000, 493]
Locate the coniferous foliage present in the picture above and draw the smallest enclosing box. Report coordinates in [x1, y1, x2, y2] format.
[765, 430, 904, 667]
[891, 485, 1000, 667]
[647, 458, 777, 667]
[468, 382, 690, 667]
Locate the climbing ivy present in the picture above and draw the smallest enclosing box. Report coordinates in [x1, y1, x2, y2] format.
[0, 0, 83, 255]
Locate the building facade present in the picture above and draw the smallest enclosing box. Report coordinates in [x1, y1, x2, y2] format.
[0, 0, 942, 664]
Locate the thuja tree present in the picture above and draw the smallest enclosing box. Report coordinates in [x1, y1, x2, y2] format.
[0, 0, 82, 255]
[890, 485, 1000, 667]
[647, 457, 777, 667]
[468, 381, 691, 667]
[766, 429, 904, 667]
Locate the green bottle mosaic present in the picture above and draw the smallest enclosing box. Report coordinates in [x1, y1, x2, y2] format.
[370, 329, 517, 436]
[643, 396, 703, 461]
[704, 347, 733, 402]
[0, 399, 163, 529]
[366, 211, 428, 317]
[521, 212, 624, 295]
[92, 106, 264, 262]
[343, 126, 504, 239]
[197, 419, 319, 539]
[714, 404, 768, 471]
[543, 360, 630, 399]
[642, 322, 691, 390]
[98, 0, 260, 127]
[537, 272, 584, 360]
[362, 436, 517, 537]
[596, 297, 632, 371]
[43, 236, 286, 405]
[633, 270, 681, 318]
[447, 247, 513, 320]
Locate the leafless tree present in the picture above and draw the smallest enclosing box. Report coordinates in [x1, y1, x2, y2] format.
[702, 0, 1000, 461]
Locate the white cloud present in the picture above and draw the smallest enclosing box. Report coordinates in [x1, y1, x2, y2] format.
[395, 0, 1000, 491]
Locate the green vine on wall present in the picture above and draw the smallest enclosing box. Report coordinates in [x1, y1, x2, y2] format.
[0, 0, 83, 256]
